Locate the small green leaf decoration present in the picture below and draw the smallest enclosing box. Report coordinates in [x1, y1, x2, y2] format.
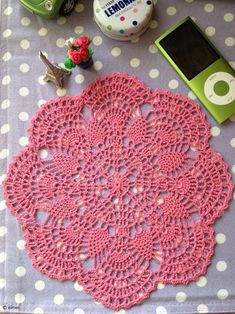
[88, 47, 94, 56]
[64, 57, 76, 69]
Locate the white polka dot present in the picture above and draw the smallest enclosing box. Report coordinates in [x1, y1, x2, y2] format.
[149, 68, 159, 79]
[149, 20, 158, 29]
[197, 304, 208, 313]
[1, 99, 10, 109]
[18, 112, 29, 121]
[19, 136, 29, 147]
[0, 252, 7, 263]
[225, 37, 235, 47]
[56, 88, 67, 96]
[216, 233, 226, 244]
[74, 25, 84, 34]
[93, 61, 103, 71]
[19, 87, 29, 97]
[224, 13, 234, 22]
[230, 138, 235, 148]
[230, 58, 235, 67]
[230, 61, 235, 69]
[0, 149, 9, 159]
[4, 6, 13, 15]
[0, 226, 7, 237]
[75, 3, 85, 12]
[0, 174, 6, 184]
[149, 44, 158, 54]
[17, 240, 26, 250]
[216, 260, 227, 271]
[93, 36, 103, 46]
[74, 282, 84, 291]
[2, 75, 11, 86]
[2, 52, 12, 62]
[196, 276, 207, 287]
[188, 91, 197, 99]
[19, 63, 30, 73]
[156, 306, 167, 314]
[157, 283, 165, 289]
[35, 280, 45, 291]
[166, 6, 176, 16]
[38, 75, 47, 85]
[37, 99, 46, 108]
[15, 266, 26, 277]
[3, 29, 12, 38]
[204, 3, 214, 13]
[56, 38, 65, 48]
[75, 74, 85, 84]
[33, 308, 44, 314]
[168, 79, 179, 89]
[53, 294, 64, 305]
[176, 291, 187, 303]
[73, 309, 85, 314]
[57, 17, 67, 25]
[0, 200, 6, 211]
[21, 17, 31, 26]
[232, 165, 235, 174]
[205, 26, 215, 37]
[1, 124, 10, 134]
[111, 47, 121, 57]
[0, 278, 6, 289]
[210, 126, 220, 136]
[15, 293, 25, 304]
[229, 113, 235, 121]
[115, 310, 125, 314]
[38, 27, 48, 36]
[0, 174, 6, 185]
[130, 58, 140, 68]
[217, 288, 229, 300]
[20, 39, 30, 49]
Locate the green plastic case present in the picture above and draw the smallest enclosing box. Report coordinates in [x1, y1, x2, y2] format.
[155, 17, 235, 124]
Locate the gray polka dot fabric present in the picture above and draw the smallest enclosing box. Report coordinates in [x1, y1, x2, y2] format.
[0, 0, 235, 313]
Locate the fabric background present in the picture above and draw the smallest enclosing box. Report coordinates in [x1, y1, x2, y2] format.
[0, 0, 235, 313]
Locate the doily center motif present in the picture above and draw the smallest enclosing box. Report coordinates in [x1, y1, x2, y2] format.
[3, 73, 233, 310]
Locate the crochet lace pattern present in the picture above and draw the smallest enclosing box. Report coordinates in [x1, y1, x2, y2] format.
[4, 73, 233, 310]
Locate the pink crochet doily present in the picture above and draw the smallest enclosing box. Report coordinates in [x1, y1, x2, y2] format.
[4, 73, 233, 310]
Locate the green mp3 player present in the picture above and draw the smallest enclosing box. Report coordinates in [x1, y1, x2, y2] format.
[155, 16, 235, 124]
